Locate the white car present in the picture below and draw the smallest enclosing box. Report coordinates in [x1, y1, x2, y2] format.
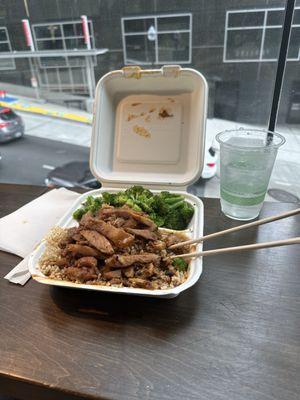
[201, 139, 218, 179]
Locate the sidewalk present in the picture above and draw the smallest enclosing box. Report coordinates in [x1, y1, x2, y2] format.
[0, 92, 92, 124]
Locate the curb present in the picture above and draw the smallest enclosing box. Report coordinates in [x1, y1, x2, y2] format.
[0, 100, 93, 125]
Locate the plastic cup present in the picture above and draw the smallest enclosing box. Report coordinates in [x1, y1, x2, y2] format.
[216, 128, 285, 220]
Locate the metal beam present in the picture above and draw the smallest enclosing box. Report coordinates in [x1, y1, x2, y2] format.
[0, 49, 108, 59]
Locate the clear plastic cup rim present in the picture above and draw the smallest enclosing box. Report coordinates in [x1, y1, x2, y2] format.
[215, 128, 286, 150]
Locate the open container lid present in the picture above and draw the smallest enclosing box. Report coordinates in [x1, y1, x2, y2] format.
[90, 65, 208, 190]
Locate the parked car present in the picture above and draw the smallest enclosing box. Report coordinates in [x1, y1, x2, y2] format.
[201, 139, 218, 179]
[0, 107, 24, 143]
[45, 161, 101, 189]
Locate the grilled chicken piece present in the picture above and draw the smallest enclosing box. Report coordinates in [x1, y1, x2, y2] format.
[65, 267, 98, 282]
[81, 218, 134, 249]
[128, 278, 153, 289]
[72, 233, 86, 242]
[75, 256, 98, 270]
[121, 218, 138, 229]
[81, 230, 114, 255]
[103, 269, 122, 280]
[164, 233, 183, 248]
[123, 266, 135, 278]
[105, 253, 160, 269]
[125, 228, 157, 241]
[150, 240, 166, 251]
[49, 257, 69, 267]
[66, 244, 100, 257]
[137, 263, 155, 279]
[80, 211, 94, 225]
[110, 217, 127, 228]
[100, 207, 157, 231]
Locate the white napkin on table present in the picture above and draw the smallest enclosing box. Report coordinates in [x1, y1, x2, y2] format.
[1, 188, 80, 285]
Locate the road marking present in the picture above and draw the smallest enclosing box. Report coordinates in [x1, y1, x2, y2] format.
[42, 164, 55, 170]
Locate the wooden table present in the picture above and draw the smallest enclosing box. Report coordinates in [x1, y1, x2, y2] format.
[0, 184, 299, 400]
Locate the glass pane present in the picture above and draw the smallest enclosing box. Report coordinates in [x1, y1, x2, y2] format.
[0, 42, 9, 52]
[0, 28, 7, 41]
[65, 38, 86, 49]
[287, 27, 300, 59]
[124, 18, 155, 33]
[263, 28, 282, 59]
[46, 69, 58, 85]
[34, 25, 61, 39]
[63, 23, 76, 37]
[38, 70, 47, 84]
[36, 39, 64, 50]
[0, 58, 14, 69]
[40, 56, 67, 67]
[267, 10, 284, 26]
[226, 29, 262, 60]
[59, 69, 71, 85]
[157, 16, 190, 31]
[63, 23, 84, 37]
[68, 56, 85, 67]
[293, 9, 300, 25]
[72, 68, 84, 84]
[88, 21, 92, 35]
[158, 32, 189, 61]
[228, 12, 265, 27]
[125, 35, 155, 63]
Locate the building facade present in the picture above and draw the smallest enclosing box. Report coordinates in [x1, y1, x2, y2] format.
[0, 0, 299, 124]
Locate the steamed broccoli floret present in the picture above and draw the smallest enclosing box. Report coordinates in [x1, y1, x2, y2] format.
[163, 201, 194, 230]
[72, 196, 103, 221]
[173, 257, 188, 272]
[102, 192, 118, 205]
[125, 185, 153, 200]
[88, 197, 103, 214]
[163, 212, 187, 230]
[149, 212, 165, 227]
[73, 207, 86, 221]
[158, 191, 183, 203]
[124, 186, 155, 213]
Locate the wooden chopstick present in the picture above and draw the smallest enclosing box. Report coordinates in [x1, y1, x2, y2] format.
[170, 237, 300, 259]
[169, 207, 300, 250]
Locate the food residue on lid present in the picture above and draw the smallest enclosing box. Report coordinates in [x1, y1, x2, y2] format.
[131, 102, 141, 106]
[149, 107, 156, 113]
[133, 125, 151, 139]
[158, 107, 173, 119]
[127, 113, 139, 121]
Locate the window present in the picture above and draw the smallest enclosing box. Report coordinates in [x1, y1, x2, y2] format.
[0, 27, 15, 70]
[122, 13, 192, 65]
[32, 20, 96, 68]
[37, 67, 88, 94]
[224, 7, 300, 62]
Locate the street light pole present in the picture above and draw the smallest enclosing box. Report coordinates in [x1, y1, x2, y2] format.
[22, 19, 40, 101]
[81, 15, 95, 102]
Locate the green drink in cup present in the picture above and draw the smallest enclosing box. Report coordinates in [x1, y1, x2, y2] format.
[216, 129, 285, 220]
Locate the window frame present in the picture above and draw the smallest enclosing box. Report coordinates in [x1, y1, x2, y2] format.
[0, 26, 16, 70]
[121, 13, 192, 65]
[223, 6, 300, 63]
[32, 19, 96, 69]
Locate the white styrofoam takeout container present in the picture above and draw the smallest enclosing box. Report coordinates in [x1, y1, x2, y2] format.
[29, 65, 208, 298]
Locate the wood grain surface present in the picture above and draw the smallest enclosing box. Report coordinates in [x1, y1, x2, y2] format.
[0, 184, 299, 400]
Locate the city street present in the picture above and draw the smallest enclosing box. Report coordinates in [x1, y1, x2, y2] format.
[0, 134, 89, 186]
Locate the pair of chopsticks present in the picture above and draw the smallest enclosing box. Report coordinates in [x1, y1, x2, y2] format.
[170, 207, 300, 259]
